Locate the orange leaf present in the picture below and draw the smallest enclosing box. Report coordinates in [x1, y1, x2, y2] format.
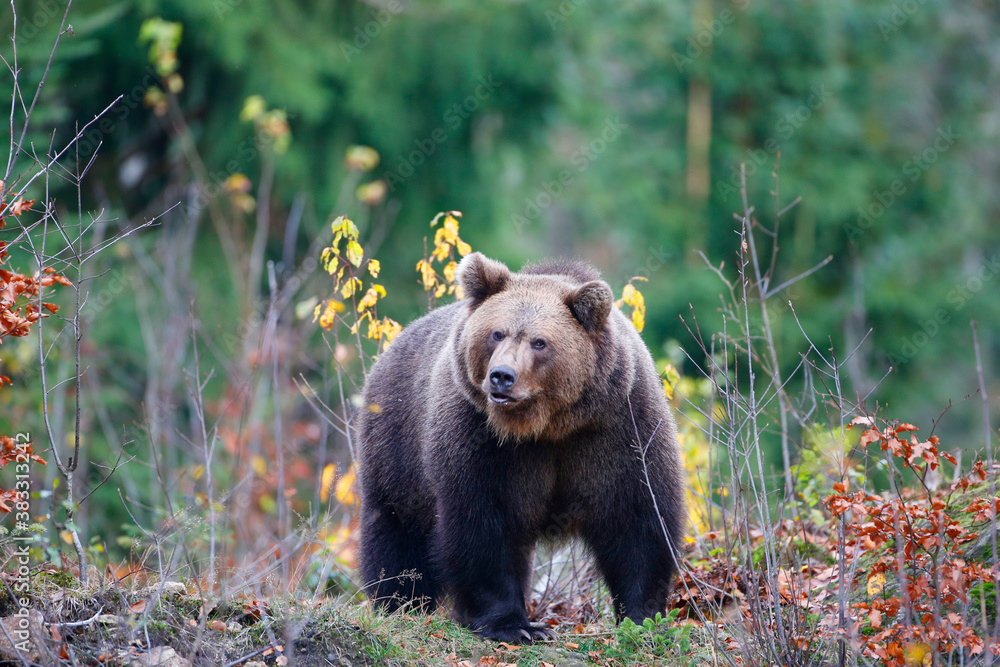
[8, 198, 35, 215]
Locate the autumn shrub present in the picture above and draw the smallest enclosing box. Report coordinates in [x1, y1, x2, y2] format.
[0, 194, 66, 532]
[829, 416, 996, 664]
[666, 165, 1000, 667]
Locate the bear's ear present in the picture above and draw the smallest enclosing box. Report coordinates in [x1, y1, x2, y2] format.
[457, 252, 512, 307]
[566, 280, 613, 333]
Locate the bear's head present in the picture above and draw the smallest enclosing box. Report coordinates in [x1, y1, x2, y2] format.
[455, 252, 614, 441]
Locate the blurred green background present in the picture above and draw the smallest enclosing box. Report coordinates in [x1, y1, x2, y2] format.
[1, 0, 998, 557]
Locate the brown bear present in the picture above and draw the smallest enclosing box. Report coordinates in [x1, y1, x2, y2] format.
[356, 252, 686, 643]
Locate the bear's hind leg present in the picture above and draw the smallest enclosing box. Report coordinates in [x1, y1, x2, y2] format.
[359, 507, 438, 612]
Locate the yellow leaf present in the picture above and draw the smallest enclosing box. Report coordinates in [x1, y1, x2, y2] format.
[192, 465, 205, 481]
[224, 173, 251, 193]
[662, 378, 674, 401]
[60, 530, 73, 545]
[259, 494, 276, 514]
[341, 277, 361, 299]
[631, 308, 645, 332]
[430, 210, 461, 227]
[906, 643, 932, 667]
[346, 240, 364, 267]
[330, 215, 347, 235]
[320, 463, 336, 503]
[344, 145, 380, 171]
[434, 283, 447, 298]
[344, 218, 359, 239]
[380, 319, 402, 347]
[357, 286, 382, 313]
[356, 180, 387, 205]
[296, 296, 319, 320]
[456, 240, 472, 257]
[443, 261, 458, 284]
[368, 259, 380, 278]
[240, 95, 266, 123]
[442, 215, 459, 243]
[336, 466, 357, 506]
[867, 571, 885, 597]
[416, 260, 436, 290]
[316, 300, 343, 330]
[431, 243, 450, 262]
[325, 525, 351, 548]
[251, 455, 267, 477]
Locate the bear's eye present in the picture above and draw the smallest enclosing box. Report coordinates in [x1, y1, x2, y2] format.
[492, 330, 505, 342]
[531, 339, 546, 350]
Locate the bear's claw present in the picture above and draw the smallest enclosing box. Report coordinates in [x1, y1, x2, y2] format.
[480, 622, 554, 644]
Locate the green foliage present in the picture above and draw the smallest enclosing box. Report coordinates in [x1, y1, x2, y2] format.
[3, 0, 996, 449]
[969, 582, 998, 629]
[614, 610, 693, 660]
[791, 426, 866, 525]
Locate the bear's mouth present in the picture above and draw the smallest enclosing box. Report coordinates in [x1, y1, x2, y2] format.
[489, 392, 515, 405]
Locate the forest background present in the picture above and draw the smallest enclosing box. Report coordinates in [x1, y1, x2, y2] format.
[0, 0, 998, 624]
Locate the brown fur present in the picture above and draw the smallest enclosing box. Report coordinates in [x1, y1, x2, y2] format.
[356, 252, 686, 643]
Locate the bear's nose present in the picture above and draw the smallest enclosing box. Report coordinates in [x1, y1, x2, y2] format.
[489, 366, 517, 393]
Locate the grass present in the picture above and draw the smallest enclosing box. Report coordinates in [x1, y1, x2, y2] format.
[1, 573, 709, 666]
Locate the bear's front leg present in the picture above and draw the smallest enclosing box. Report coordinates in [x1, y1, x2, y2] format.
[428, 426, 554, 643]
[434, 493, 552, 643]
[589, 522, 676, 623]
[582, 487, 680, 623]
